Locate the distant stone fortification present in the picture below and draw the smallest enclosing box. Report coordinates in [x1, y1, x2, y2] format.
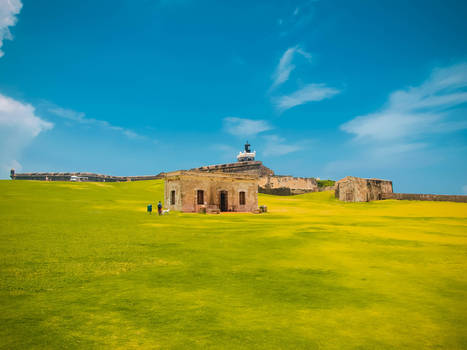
[192, 160, 274, 177]
[382, 193, 467, 203]
[192, 161, 320, 196]
[258, 175, 318, 196]
[10, 169, 164, 182]
[334, 176, 467, 203]
[335, 176, 393, 202]
[12, 141, 464, 203]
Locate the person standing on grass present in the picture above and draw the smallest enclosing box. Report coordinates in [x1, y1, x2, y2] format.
[147, 204, 153, 215]
[157, 201, 162, 216]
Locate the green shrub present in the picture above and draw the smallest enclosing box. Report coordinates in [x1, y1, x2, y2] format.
[317, 179, 336, 188]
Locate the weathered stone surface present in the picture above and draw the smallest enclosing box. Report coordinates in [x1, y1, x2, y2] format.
[164, 171, 258, 213]
[335, 176, 393, 202]
[258, 175, 318, 195]
[192, 161, 274, 177]
[9, 169, 164, 182]
[382, 193, 467, 203]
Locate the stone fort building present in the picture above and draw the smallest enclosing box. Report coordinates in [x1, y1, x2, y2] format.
[335, 176, 393, 202]
[164, 170, 258, 213]
[192, 142, 319, 195]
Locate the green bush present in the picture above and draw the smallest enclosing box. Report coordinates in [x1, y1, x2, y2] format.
[317, 179, 336, 188]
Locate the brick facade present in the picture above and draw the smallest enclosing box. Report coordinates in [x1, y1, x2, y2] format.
[164, 171, 258, 213]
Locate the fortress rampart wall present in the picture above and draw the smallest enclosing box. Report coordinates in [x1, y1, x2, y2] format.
[10, 170, 164, 182]
[192, 161, 274, 177]
[258, 175, 318, 195]
[382, 193, 467, 203]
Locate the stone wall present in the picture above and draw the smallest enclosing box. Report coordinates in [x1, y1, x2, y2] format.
[382, 193, 467, 203]
[165, 171, 258, 213]
[192, 161, 274, 177]
[335, 176, 393, 202]
[258, 175, 318, 196]
[318, 186, 335, 192]
[10, 170, 164, 182]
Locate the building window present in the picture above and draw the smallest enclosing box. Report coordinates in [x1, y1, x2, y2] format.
[197, 190, 204, 205]
[171, 190, 176, 205]
[239, 191, 246, 205]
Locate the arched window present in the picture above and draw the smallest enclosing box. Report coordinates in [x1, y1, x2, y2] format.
[197, 190, 204, 204]
[239, 191, 246, 205]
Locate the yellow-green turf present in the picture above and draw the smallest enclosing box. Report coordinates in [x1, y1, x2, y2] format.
[0, 179, 466, 349]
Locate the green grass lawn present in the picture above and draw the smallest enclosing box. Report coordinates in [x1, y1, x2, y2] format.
[0, 179, 466, 349]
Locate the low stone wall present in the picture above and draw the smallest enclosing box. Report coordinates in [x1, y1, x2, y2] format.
[318, 186, 335, 192]
[382, 193, 467, 203]
[11, 171, 164, 182]
[258, 175, 318, 195]
[258, 187, 313, 196]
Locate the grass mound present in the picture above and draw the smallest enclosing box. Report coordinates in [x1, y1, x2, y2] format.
[0, 180, 466, 349]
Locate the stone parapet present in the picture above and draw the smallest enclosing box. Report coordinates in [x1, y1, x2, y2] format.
[382, 193, 467, 203]
[192, 161, 274, 177]
[10, 170, 164, 182]
[258, 175, 318, 195]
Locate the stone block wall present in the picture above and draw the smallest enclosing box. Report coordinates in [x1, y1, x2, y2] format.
[382, 193, 467, 203]
[192, 161, 274, 177]
[10, 169, 164, 182]
[318, 186, 336, 192]
[258, 175, 318, 195]
[335, 176, 393, 202]
[164, 171, 258, 212]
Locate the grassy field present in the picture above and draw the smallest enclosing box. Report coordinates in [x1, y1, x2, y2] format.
[0, 179, 466, 349]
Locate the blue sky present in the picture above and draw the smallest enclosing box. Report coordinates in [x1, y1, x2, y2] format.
[0, 0, 466, 194]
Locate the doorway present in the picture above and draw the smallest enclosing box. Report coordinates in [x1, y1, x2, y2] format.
[219, 191, 228, 212]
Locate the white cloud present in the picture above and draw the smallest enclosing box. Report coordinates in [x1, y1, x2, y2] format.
[0, 93, 53, 177]
[262, 134, 302, 156]
[271, 45, 312, 89]
[48, 106, 142, 140]
[341, 62, 467, 141]
[0, 0, 22, 58]
[48, 107, 85, 122]
[462, 185, 467, 195]
[274, 83, 340, 112]
[223, 117, 273, 137]
[327, 62, 467, 180]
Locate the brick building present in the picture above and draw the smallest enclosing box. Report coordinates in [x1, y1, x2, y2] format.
[164, 171, 258, 213]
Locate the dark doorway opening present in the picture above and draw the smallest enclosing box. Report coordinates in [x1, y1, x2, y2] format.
[239, 191, 246, 205]
[220, 191, 228, 212]
[197, 190, 204, 205]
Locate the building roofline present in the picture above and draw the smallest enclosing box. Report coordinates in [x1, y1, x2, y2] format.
[337, 176, 392, 183]
[191, 160, 263, 171]
[165, 170, 258, 180]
